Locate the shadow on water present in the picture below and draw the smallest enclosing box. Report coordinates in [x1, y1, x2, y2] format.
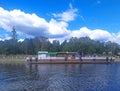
[0, 63, 120, 91]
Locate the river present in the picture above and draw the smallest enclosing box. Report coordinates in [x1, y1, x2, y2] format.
[0, 63, 120, 91]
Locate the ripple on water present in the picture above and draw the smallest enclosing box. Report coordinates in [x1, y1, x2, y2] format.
[0, 63, 120, 91]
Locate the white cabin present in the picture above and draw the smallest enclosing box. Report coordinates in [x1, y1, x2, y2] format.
[38, 51, 49, 60]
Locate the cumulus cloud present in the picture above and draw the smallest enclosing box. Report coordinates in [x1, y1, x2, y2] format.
[52, 3, 78, 22]
[48, 27, 120, 44]
[69, 27, 120, 43]
[48, 19, 70, 38]
[0, 6, 120, 44]
[0, 7, 48, 34]
[0, 7, 70, 38]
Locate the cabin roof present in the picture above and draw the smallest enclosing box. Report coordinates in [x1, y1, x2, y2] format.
[48, 52, 57, 55]
[38, 51, 78, 55]
[38, 51, 48, 54]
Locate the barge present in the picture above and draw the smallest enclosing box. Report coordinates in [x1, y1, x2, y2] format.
[27, 51, 115, 64]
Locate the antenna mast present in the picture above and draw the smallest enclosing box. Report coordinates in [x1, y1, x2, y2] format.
[12, 26, 17, 40]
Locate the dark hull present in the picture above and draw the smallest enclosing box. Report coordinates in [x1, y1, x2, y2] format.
[28, 59, 114, 64]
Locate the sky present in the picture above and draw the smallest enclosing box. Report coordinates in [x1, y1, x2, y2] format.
[0, 0, 120, 43]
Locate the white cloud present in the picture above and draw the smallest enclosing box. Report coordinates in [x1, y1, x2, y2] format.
[52, 3, 78, 22]
[70, 27, 91, 38]
[89, 29, 111, 40]
[0, 7, 120, 44]
[0, 7, 70, 38]
[0, 5, 77, 39]
[48, 19, 70, 37]
[50, 27, 120, 44]
[69, 27, 120, 44]
[18, 39, 24, 42]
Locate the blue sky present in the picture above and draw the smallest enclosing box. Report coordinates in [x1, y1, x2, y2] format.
[0, 0, 120, 43]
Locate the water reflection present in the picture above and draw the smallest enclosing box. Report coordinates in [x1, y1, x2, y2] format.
[0, 63, 120, 91]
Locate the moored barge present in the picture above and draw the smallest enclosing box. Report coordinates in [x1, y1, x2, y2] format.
[27, 51, 115, 64]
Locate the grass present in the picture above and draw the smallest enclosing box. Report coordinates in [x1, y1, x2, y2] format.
[0, 55, 32, 64]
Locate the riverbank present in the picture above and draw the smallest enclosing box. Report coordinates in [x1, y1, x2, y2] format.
[0, 55, 27, 64]
[114, 57, 120, 62]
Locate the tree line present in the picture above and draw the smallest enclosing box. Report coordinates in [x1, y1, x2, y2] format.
[0, 36, 120, 56]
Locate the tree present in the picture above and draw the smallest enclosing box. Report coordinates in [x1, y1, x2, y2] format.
[50, 40, 61, 52]
[0, 35, 120, 56]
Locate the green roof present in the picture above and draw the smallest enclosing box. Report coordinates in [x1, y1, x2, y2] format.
[38, 51, 77, 55]
[48, 52, 57, 55]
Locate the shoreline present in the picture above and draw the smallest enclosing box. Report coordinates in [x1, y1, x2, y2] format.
[0, 55, 120, 64]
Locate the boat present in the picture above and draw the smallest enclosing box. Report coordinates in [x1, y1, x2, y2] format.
[27, 51, 115, 64]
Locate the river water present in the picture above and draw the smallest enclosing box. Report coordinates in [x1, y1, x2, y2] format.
[0, 63, 120, 91]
